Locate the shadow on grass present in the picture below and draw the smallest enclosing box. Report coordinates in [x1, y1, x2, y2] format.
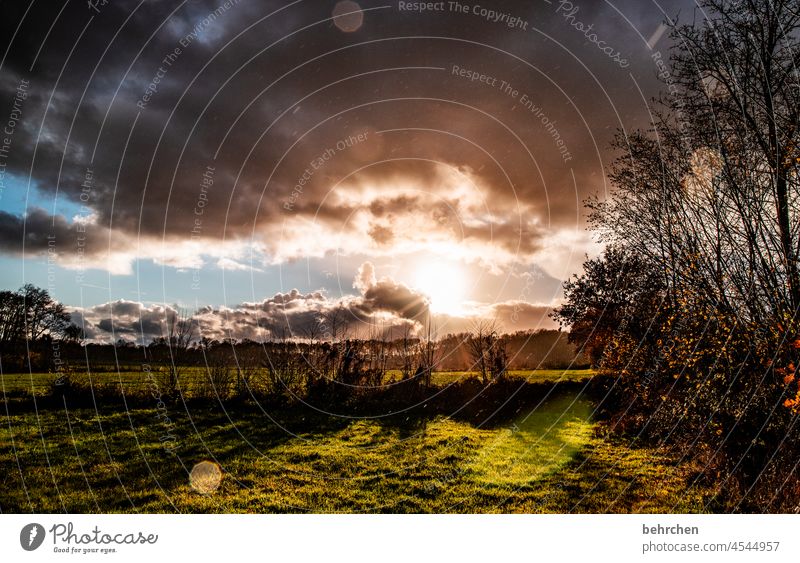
[4, 374, 686, 514]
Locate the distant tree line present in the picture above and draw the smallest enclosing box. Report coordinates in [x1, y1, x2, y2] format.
[21, 321, 581, 394]
[0, 284, 584, 400]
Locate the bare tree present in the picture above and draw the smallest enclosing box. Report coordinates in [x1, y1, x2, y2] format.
[165, 307, 194, 395]
[415, 318, 437, 388]
[398, 325, 416, 380]
[467, 320, 506, 384]
[198, 340, 234, 400]
[592, 1, 800, 330]
[320, 306, 347, 381]
[301, 320, 323, 387]
[557, 0, 800, 510]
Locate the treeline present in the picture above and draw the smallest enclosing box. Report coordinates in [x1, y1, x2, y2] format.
[437, 329, 586, 370]
[0, 285, 584, 389]
[10, 325, 583, 376]
[555, 1, 800, 512]
[17, 322, 585, 408]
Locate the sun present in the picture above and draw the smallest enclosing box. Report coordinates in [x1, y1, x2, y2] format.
[413, 260, 467, 315]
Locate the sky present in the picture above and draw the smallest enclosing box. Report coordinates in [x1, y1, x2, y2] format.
[0, 0, 697, 342]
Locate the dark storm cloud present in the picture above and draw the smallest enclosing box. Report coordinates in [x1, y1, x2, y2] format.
[0, 207, 111, 256]
[0, 0, 695, 272]
[361, 277, 429, 320]
[73, 267, 433, 342]
[71, 300, 178, 343]
[72, 288, 555, 343]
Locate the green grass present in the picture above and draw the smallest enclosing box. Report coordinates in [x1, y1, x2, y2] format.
[0, 370, 152, 394]
[0, 387, 714, 513]
[429, 369, 594, 386]
[1, 368, 595, 396]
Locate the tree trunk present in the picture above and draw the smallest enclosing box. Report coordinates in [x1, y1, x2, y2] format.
[776, 171, 800, 312]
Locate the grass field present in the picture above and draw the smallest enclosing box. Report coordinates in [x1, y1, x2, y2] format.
[0, 368, 595, 396]
[430, 369, 594, 386]
[0, 380, 716, 513]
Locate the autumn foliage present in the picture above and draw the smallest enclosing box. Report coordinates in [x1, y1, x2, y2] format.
[555, 1, 800, 511]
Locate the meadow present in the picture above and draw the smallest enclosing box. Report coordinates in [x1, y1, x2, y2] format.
[0, 369, 718, 513]
[0, 368, 595, 396]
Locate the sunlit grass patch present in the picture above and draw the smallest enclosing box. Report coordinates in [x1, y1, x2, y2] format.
[467, 395, 594, 489]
